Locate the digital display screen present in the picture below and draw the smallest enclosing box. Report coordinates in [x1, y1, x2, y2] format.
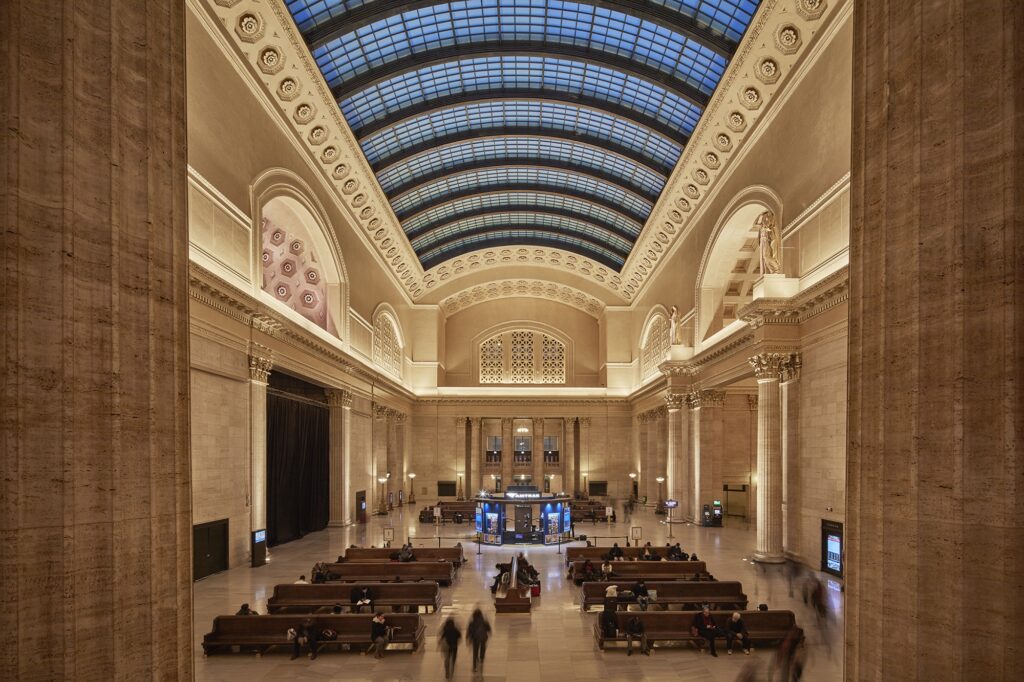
[475, 505, 483, 533]
[253, 529, 266, 544]
[827, 533, 842, 572]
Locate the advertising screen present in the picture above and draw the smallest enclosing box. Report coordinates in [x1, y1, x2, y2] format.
[827, 533, 842, 573]
[475, 504, 483, 533]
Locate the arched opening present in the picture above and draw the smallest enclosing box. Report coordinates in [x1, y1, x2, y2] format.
[372, 304, 405, 379]
[638, 306, 671, 380]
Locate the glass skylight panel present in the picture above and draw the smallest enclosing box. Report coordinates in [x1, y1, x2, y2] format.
[411, 212, 634, 254]
[390, 167, 653, 221]
[341, 56, 703, 137]
[420, 230, 625, 269]
[360, 101, 681, 171]
[314, 1, 727, 95]
[377, 137, 666, 197]
[403, 192, 643, 238]
[286, 0, 370, 34]
[651, 1, 759, 42]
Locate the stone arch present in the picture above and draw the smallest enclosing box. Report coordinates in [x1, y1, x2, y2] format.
[251, 168, 349, 340]
[694, 185, 783, 344]
[372, 302, 405, 379]
[638, 305, 671, 380]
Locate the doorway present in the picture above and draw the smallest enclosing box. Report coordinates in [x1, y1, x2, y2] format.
[723, 484, 748, 518]
[193, 519, 228, 581]
[355, 490, 367, 524]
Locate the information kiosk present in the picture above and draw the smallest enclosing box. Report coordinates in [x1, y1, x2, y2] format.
[474, 486, 572, 546]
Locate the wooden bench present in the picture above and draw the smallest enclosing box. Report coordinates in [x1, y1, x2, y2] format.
[317, 561, 455, 586]
[266, 583, 442, 614]
[593, 610, 801, 651]
[569, 560, 710, 584]
[567, 546, 654, 565]
[202, 613, 425, 656]
[571, 502, 609, 522]
[337, 546, 464, 566]
[494, 556, 531, 614]
[579, 581, 747, 611]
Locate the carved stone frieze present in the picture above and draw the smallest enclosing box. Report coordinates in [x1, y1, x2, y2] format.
[440, 278, 606, 318]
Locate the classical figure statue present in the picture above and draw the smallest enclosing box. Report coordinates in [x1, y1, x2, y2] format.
[669, 306, 681, 345]
[755, 210, 782, 275]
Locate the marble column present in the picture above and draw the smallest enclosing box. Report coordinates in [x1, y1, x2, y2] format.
[372, 405, 388, 512]
[326, 389, 353, 526]
[248, 350, 272, 538]
[749, 353, 794, 563]
[454, 417, 467, 499]
[849, 2, 1023, 677]
[579, 417, 591, 496]
[497, 417, 509, 485]
[688, 390, 725, 522]
[0, 0, 191, 676]
[532, 418, 545, 488]
[666, 393, 687, 508]
[564, 418, 577, 495]
[470, 417, 482, 494]
[395, 412, 407, 505]
[780, 362, 800, 553]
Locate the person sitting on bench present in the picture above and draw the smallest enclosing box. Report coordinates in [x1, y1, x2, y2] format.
[369, 613, 389, 659]
[351, 585, 374, 613]
[608, 543, 625, 560]
[600, 560, 614, 580]
[490, 563, 511, 593]
[691, 606, 726, 657]
[235, 603, 258, 616]
[398, 544, 416, 562]
[726, 612, 752, 655]
[625, 615, 650, 656]
[641, 546, 660, 561]
[290, 618, 319, 660]
[631, 579, 650, 610]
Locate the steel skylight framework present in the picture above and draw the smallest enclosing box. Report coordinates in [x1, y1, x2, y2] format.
[286, 0, 760, 270]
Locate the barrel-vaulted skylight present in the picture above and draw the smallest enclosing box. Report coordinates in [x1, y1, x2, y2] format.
[285, 0, 760, 270]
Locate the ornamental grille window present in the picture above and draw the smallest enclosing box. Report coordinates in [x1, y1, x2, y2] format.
[641, 315, 670, 378]
[478, 330, 566, 384]
[373, 313, 403, 378]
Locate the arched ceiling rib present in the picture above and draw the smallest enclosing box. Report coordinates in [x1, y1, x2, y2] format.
[285, 0, 760, 270]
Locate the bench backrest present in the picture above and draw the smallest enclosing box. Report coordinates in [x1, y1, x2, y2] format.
[581, 580, 744, 600]
[571, 560, 707, 578]
[206, 613, 422, 640]
[610, 610, 797, 634]
[319, 561, 454, 582]
[567, 547, 650, 562]
[339, 547, 464, 564]
[270, 582, 438, 602]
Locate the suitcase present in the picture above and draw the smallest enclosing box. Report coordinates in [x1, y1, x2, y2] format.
[531, 584, 541, 597]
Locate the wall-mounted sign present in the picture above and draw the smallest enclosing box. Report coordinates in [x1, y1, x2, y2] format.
[630, 526, 643, 540]
[664, 499, 679, 509]
[506, 491, 541, 499]
[383, 527, 395, 542]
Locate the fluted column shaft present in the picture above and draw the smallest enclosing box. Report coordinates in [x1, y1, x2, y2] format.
[469, 418, 482, 495]
[689, 391, 725, 522]
[248, 354, 272, 535]
[0, 0, 191, 676]
[750, 354, 787, 563]
[666, 395, 686, 506]
[500, 418, 513, 488]
[533, 418, 545, 487]
[564, 418, 576, 495]
[454, 417, 467, 499]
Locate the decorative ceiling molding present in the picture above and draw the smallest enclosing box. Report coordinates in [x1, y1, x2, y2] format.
[422, 246, 627, 301]
[440, 279, 605, 319]
[196, 0, 426, 298]
[618, 0, 843, 302]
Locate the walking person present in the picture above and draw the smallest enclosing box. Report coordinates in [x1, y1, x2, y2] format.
[438, 617, 462, 681]
[466, 608, 492, 677]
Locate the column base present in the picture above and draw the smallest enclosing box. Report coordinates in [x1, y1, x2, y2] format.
[752, 551, 786, 564]
[328, 520, 352, 528]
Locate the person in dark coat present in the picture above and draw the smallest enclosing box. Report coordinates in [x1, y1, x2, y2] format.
[608, 542, 625, 560]
[726, 611, 752, 654]
[625, 615, 650, 656]
[235, 603, 258, 615]
[599, 603, 619, 640]
[691, 606, 726, 657]
[369, 613, 388, 659]
[350, 585, 374, 613]
[631, 579, 650, 611]
[438, 617, 461, 681]
[290, 618, 319, 660]
[466, 608, 492, 676]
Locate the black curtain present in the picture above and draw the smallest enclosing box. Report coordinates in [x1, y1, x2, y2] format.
[266, 392, 329, 546]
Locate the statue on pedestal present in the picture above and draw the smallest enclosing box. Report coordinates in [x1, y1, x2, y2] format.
[755, 210, 782, 275]
[669, 305, 681, 345]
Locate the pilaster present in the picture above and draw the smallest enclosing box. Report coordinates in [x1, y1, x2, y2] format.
[687, 390, 725, 522]
[248, 346, 273, 538]
[326, 388, 353, 525]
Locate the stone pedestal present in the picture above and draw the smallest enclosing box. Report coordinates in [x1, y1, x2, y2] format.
[0, 1, 192, 676]
[848, 1, 1024, 677]
[752, 274, 799, 300]
[327, 389, 353, 526]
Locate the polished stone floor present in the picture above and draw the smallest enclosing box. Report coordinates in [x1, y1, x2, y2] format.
[193, 505, 844, 681]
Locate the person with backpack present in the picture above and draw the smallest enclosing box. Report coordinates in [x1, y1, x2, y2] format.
[599, 602, 618, 642]
[625, 615, 650, 656]
[465, 608, 492, 677]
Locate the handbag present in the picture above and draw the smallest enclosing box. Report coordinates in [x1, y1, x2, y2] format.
[321, 628, 338, 641]
[286, 628, 297, 641]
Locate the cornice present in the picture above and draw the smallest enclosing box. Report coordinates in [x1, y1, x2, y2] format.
[737, 267, 849, 328]
[620, 0, 849, 303]
[414, 398, 630, 407]
[440, 278, 606, 318]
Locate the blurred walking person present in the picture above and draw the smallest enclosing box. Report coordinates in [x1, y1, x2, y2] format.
[466, 608, 492, 677]
[439, 617, 462, 681]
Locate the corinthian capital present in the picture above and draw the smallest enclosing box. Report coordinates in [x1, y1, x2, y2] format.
[748, 352, 800, 381]
[326, 388, 353, 408]
[665, 392, 686, 410]
[687, 389, 726, 409]
[248, 345, 273, 383]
